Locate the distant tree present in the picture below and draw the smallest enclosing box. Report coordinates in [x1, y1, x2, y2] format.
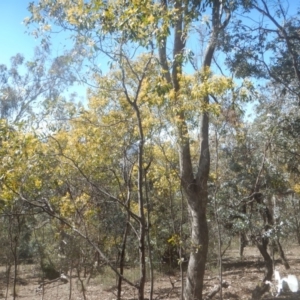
[0, 48, 77, 126]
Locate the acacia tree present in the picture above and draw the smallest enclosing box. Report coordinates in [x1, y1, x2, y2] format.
[0, 47, 82, 296]
[26, 1, 234, 298]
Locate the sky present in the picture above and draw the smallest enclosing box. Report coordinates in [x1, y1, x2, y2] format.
[1, 0, 299, 112]
[1, 1, 299, 64]
[0, 1, 39, 66]
[0, 1, 88, 103]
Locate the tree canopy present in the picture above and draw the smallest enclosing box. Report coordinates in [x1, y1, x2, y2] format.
[1, 1, 300, 299]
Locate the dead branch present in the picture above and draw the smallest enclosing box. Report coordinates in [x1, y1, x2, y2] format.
[36, 273, 68, 292]
[204, 281, 229, 300]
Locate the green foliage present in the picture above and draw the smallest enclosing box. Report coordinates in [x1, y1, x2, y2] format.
[0, 50, 77, 125]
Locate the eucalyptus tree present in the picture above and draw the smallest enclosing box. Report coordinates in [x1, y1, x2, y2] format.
[217, 1, 300, 294]
[254, 84, 300, 244]
[251, 0, 300, 97]
[223, 0, 300, 94]
[210, 93, 300, 297]
[0, 49, 78, 126]
[25, 0, 237, 299]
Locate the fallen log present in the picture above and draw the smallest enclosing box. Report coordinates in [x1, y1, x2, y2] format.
[36, 273, 68, 293]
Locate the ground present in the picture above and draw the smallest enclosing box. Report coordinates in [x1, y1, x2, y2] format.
[1, 245, 300, 300]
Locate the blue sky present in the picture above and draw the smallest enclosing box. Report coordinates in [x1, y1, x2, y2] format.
[0, 1, 285, 116]
[0, 1, 88, 102]
[0, 1, 39, 65]
[0, 1, 73, 66]
[1, 1, 299, 101]
[2, 1, 299, 65]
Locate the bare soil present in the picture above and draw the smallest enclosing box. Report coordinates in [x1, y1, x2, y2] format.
[1, 245, 300, 300]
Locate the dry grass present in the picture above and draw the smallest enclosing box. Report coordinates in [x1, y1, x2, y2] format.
[0, 244, 300, 299]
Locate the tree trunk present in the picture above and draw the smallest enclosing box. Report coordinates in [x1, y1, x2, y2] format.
[252, 236, 272, 299]
[291, 196, 300, 245]
[5, 263, 11, 300]
[157, 1, 230, 298]
[138, 219, 146, 300]
[183, 112, 210, 300]
[257, 238, 273, 283]
[265, 196, 290, 270]
[239, 232, 247, 259]
[239, 203, 247, 259]
[135, 103, 147, 300]
[185, 203, 209, 299]
[117, 214, 130, 299]
[276, 239, 290, 270]
[145, 170, 154, 300]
